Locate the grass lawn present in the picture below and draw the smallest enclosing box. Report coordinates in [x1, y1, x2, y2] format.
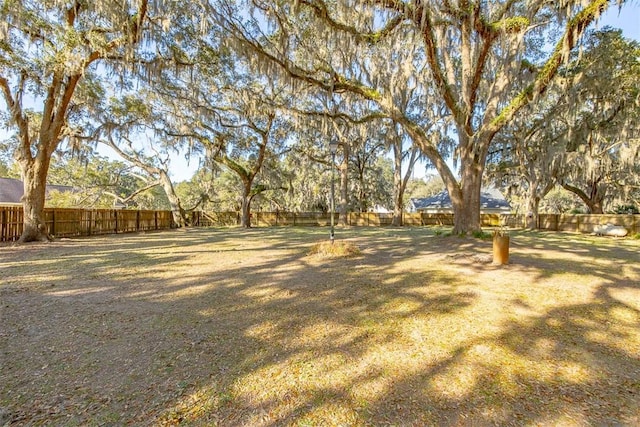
[1, 227, 639, 426]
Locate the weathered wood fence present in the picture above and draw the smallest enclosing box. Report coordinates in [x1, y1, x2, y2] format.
[2, 205, 638, 242]
[1, 206, 174, 242]
[189, 211, 503, 228]
[537, 213, 640, 234]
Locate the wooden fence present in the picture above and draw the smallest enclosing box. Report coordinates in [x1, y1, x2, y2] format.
[1, 206, 174, 242]
[2, 205, 639, 242]
[190, 211, 459, 227]
[538, 213, 640, 235]
[186, 211, 640, 234]
[189, 211, 518, 228]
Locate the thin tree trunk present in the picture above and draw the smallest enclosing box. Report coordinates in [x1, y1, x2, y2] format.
[390, 141, 418, 227]
[391, 141, 404, 226]
[338, 143, 349, 226]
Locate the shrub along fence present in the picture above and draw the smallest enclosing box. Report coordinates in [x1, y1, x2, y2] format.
[2, 205, 638, 242]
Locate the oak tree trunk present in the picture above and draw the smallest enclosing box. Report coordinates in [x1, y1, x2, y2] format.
[159, 171, 188, 228]
[525, 194, 540, 230]
[17, 161, 57, 243]
[562, 181, 605, 214]
[390, 142, 416, 227]
[240, 186, 252, 228]
[448, 162, 483, 235]
[19, 159, 52, 242]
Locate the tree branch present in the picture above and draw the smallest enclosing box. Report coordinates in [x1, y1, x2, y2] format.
[299, 0, 404, 44]
[490, 0, 613, 132]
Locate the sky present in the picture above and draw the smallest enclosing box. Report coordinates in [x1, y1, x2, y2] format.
[599, 2, 640, 40]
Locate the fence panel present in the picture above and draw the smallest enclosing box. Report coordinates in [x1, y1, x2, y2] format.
[631, 215, 639, 235]
[138, 210, 157, 231]
[538, 214, 558, 231]
[255, 212, 277, 227]
[276, 212, 294, 226]
[377, 213, 394, 226]
[503, 214, 525, 229]
[294, 212, 331, 226]
[46, 208, 84, 237]
[349, 213, 367, 226]
[421, 213, 454, 226]
[92, 210, 117, 235]
[0, 206, 175, 242]
[191, 211, 237, 227]
[1, 206, 23, 242]
[403, 213, 422, 226]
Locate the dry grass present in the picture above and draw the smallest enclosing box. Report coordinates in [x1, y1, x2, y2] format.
[1, 227, 639, 426]
[307, 240, 361, 258]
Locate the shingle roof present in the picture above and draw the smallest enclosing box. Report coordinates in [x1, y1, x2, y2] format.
[0, 177, 24, 204]
[0, 177, 75, 204]
[411, 188, 511, 211]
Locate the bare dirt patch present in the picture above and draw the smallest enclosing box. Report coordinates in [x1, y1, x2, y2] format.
[1, 227, 639, 426]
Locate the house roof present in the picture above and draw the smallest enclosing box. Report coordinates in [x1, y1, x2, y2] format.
[0, 177, 75, 204]
[411, 188, 511, 211]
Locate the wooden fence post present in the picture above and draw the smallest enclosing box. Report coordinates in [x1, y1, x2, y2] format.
[136, 210, 141, 232]
[1, 208, 6, 242]
[51, 209, 56, 236]
[114, 210, 118, 234]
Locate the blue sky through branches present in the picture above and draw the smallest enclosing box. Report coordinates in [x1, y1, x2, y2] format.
[2, 4, 639, 182]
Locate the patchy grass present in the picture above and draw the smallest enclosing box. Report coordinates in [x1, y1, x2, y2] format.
[307, 240, 361, 258]
[1, 227, 639, 426]
[472, 230, 494, 240]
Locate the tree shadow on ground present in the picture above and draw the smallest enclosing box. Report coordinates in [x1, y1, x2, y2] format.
[1, 227, 638, 425]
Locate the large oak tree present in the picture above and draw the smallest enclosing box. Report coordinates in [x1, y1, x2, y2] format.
[212, 0, 627, 233]
[0, 0, 154, 241]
